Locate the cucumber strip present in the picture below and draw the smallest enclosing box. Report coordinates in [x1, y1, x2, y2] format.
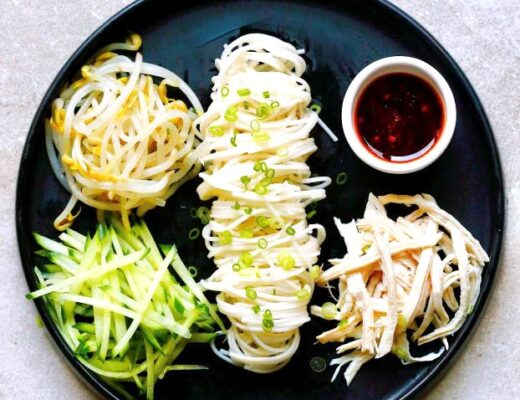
[160, 244, 226, 331]
[33, 232, 72, 256]
[158, 364, 208, 379]
[59, 231, 85, 251]
[189, 332, 219, 343]
[29, 214, 221, 399]
[73, 322, 96, 334]
[112, 246, 180, 356]
[144, 340, 155, 400]
[27, 249, 149, 300]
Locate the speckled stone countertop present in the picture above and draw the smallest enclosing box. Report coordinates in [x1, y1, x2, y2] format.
[1, 1, 518, 399]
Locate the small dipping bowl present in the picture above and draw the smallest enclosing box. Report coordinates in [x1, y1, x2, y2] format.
[342, 56, 456, 174]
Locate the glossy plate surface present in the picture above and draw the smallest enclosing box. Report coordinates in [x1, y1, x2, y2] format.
[16, 1, 504, 399]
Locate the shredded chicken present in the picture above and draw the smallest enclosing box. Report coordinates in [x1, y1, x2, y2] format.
[312, 193, 489, 385]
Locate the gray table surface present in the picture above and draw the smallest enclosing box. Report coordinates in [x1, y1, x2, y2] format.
[1, 1, 518, 399]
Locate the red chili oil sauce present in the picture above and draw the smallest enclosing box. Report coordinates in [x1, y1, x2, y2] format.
[354, 72, 444, 162]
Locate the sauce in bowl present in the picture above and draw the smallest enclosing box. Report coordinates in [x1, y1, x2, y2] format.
[354, 73, 444, 162]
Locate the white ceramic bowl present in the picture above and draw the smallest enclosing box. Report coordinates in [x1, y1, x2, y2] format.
[341, 56, 456, 174]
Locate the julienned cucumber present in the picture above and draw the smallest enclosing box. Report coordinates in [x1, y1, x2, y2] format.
[28, 214, 224, 400]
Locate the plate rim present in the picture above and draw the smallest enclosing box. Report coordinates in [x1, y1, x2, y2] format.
[15, 0, 505, 399]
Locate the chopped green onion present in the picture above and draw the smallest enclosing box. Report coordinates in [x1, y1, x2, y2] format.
[335, 172, 347, 185]
[218, 230, 233, 245]
[264, 309, 272, 319]
[230, 132, 237, 147]
[209, 125, 224, 137]
[252, 305, 260, 314]
[310, 103, 321, 113]
[265, 168, 275, 179]
[307, 210, 317, 219]
[243, 207, 252, 215]
[232, 263, 240, 272]
[322, 302, 337, 320]
[240, 229, 254, 239]
[224, 106, 238, 122]
[270, 101, 280, 109]
[262, 318, 274, 332]
[252, 130, 270, 144]
[262, 91, 270, 98]
[237, 88, 251, 97]
[188, 266, 198, 278]
[286, 226, 296, 236]
[277, 251, 295, 270]
[256, 103, 270, 120]
[240, 175, 250, 188]
[268, 217, 284, 229]
[297, 288, 310, 300]
[196, 206, 210, 219]
[257, 238, 268, 249]
[276, 146, 289, 157]
[190, 208, 198, 218]
[254, 184, 268, 195]
[310, 265, 321, 280]
[250, 119, 260, 132]
[362, 244, 371, 254]
[221, 86, 229, 97]
[337, 319, 347, 328]
[232, 201, 241, 210]
[245, 286, 257, 300]
[238, 252, 254, 269]
[188, 228, 200, 240]
[243, 101, 250, 110]
[260, 177, 272, 186]
[253, 161, 262, 171]
[309, 357, 327, 373]
[256, 216, 269, 228]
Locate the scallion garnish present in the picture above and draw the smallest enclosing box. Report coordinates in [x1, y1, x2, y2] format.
[286, 226, 296, 236]
[310, 103, 321, 113]
[258, 238, 268, 249]
[296, 288, 310, 300]
[322, 302, 337, 320]
[252, 305, 260, 314]
[218, 230, 233, 245]
[252, 130, 270, 143]
[188, 266, 198, 278]
[240, 229, 254, 239]
[238, 252, 254, 269]
[262, 90, 270, 98]
[270, 101, 280, 109]
[254, 183, 268, 195]
[250, 119, 260, 132]
[307, 210, 317, 219]
[240, 175, 251, 188]
[335, 171, 347, 185]
[237, 88, 251, 97]
[209, 125, 224, 137]
[310, 265, 321, 280]
[188, 228, 200, 240]
[221, 86, 229, 97]
[256, 216, 269, 228]
[245, 286, 257, 300]
[277, 251, 295, 270]
[256, 103, 270, 120]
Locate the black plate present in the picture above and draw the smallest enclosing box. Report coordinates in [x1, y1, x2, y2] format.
[16, 1, 504, 399]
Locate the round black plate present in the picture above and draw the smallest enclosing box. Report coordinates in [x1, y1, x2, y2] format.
[16, 1, 504, 399]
